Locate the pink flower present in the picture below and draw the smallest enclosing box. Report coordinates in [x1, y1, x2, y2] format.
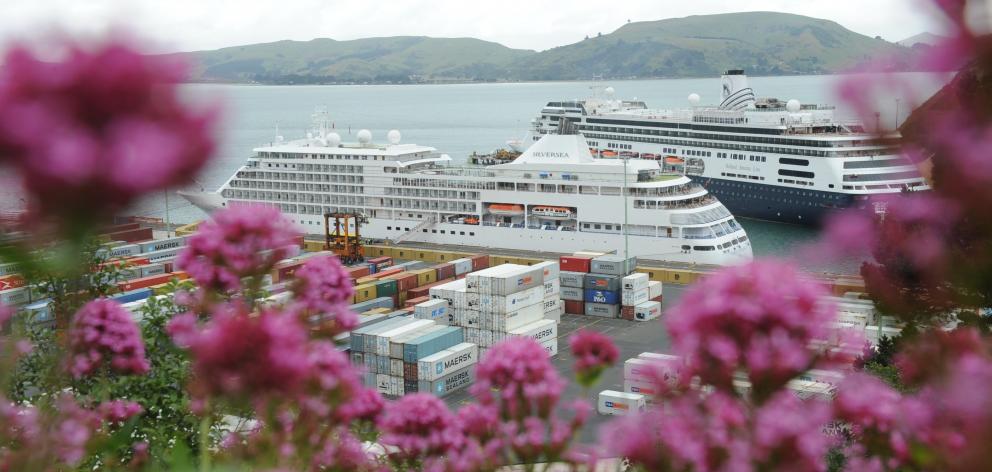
[172, 302, 310, 400]
[310, 428, 373, 470]
[0, 41, 216, 224]
[569, 329, 619, 387]
[335, 385, 385, 423]
[471, 337, 565, 419]
[52, 395, 101, 466]
[665, 260, 836, 396]
[176, 205, 299, 293]
[290, 255, 357, 336]
[834, 373, 902, 432]
[377, 393, 461, 461]
[96, 400, 144, 423]
[752, 392, 832, 471]
[67, 298, 149, 378]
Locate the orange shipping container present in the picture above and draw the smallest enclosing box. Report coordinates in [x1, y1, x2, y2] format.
[385, 273, 418, 292]
[117, 271, 188, 292]
[404, 295, 430, 308]
[0, 275, 25, 291]
[347, 265, 371, 279]
[371, 267, 403, 280]
[405, 277, 455, 300]
[105, 227, 153, 244]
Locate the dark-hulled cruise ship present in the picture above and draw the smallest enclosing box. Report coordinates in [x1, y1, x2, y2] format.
[524, 71, 928, 225]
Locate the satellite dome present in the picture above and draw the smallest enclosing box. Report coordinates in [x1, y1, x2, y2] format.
[387, 129, 402, 144]
[605, 86, 615, 96]
[688, 93, 701, 105]
[326, 132, 341, 147]
[786, 99, 801, 113]
[357, 129, 372, 144]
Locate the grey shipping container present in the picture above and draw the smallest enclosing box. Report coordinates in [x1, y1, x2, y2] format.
[590, 255, 637, 276]
[403, 325, 464, 363]
[389, 324, 446, 359]
[404, 379, 419, 394]
[559, 271, 586, 288]
[583, 273, 622, 292]
[350, 315, 415, 352]
[139, 236, 186, 254]
[560, 286, 584, 301]
[350, 351, 364, 365]
[585, 302, 620, 318]
[418, 365, 477, 397]
[350, 297, 395, 313]
[363, 353, 376, 373]
[376, 355, 390, 375]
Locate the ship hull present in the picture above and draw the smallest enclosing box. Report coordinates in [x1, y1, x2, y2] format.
[694, 177, 865, 225]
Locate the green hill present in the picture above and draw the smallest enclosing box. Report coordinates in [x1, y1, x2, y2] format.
[181, 12, 919, 83]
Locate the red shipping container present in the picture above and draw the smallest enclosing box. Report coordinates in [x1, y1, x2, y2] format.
[272, 260, 305, 284]
[620, 305, 636, 321]
[564, 300, 585, 315]
[404, 277, 455, 299]
[347, 265, 371, 279]
[0, 275, 25, 291]
[432, 263, 456, 281]
[124, 257, 151, 266]
[371, 267, 403, 280]
[651, 295, 663, 304]
[105, 227, 153, 244]
[559, 255, 592, 273]
[470, 254, 489, 271]
[118, 271, 188, 292]
[403, 362, 418, 380]
[386, 273, 418, 292]
[404, 295, 430, 308]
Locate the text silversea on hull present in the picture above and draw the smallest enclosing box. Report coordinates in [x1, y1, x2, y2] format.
[181, 117, 753, 266]
[525, 70, 929, 225]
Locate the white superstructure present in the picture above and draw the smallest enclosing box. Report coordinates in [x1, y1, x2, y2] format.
[180, 116, 752, 266]
[526, 70, 929, 225]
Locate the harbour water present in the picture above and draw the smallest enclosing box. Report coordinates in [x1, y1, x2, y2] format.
[1, 73, 947, 274]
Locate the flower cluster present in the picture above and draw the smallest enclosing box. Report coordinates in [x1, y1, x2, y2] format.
[569, 329, 619, 387]
[377, 393, 462, 465]
[471, 337, 565, 419]
[176, 205, 300, 293]
[0, 41, 216, 227]
[290, 254, 357, 337]
[67, 298, 149, 378]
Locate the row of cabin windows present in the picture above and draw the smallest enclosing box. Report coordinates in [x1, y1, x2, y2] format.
[385, 226, 476, 237]
[577, 131, 885, 159]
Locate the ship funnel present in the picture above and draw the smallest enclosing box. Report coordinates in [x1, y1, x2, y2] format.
[719, 69, 756, 111]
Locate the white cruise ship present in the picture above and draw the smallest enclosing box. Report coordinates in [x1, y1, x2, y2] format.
[525, 70, 929, 225]
[180, 118, 752, 266]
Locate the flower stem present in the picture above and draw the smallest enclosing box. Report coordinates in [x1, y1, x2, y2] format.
[199, 414, 212, 472]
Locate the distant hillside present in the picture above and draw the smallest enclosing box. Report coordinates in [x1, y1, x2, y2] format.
[898, 32, 945, 47]
[182, 12, 921, 83]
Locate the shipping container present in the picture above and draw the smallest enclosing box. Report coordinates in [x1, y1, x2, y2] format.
[544, 307, 562, 324]
[509, 319, 557, 344]
[585, 302, 619, 318]
[418, 342, 479, 381]
[374, 279, 398, 298]
[404, 296, 431, 308]
[350, 315, 415, 353]
[142, 246, 185, 263]
[368, 256, 393, 271]
[584, 289, 619, 305]
[466, 265, 543, 296]
[543, 279, 560, 299]
[542, 298, 561, 314]
[0, 287, 30, 306]
[470, 285, 544, 314]
[597, 390, 646, 416]
[101, 243, 141, 258]
[138, 236, 186, 254]
[648, 280, 663, 299]
[450, 258, 474, 276]
[532, 261, 560, 282]
[583, 273, 621, 292]
[374, 267, 404, 280]
[419, 365, 476, 398]
[433, 263, 456, 281]
[563, 300, 585, 315]
[414, 299, 450, 323]
[390, 358, 404, 377]
[488, 303, 545, 332]
[105, 227, 153, 244]
[0, 274, 25, 291]
[22, 299, 53, 324]
[622, 273, 649, 292]
[624, 379, 659, 399]
[621, 288, 649, 307]
[634, 301, 662, 321]
[470, 254, 489, 271]
[347, 265, 371, 279]
[620, 305, 635, 321]
[403, 362, 418, 380]
[385, 273, 418, 292]
[410, 268, 438, 287]
[559, 255, 592, 273]
[403, 326, 464, 363]
[374, 319, 436, 356]
[0, 263, 18, 277]
[389, 325, 446, 359]
[111, 288, 153, 304]
[541, 337, 559, 357]
[352, 284, 378, 303]
[590, 255, 638, 276]
[349, 297, 395, 314]
[560, 286, 584, 301]
[139, 263, 167, 278]
[117, 272, 188, 292]
[624, 357, 678, 382]
[558, 271, 585, 288]
[428, 279, 468, 309]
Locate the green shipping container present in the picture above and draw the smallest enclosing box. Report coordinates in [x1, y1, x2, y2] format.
[375, 279, 399, 297]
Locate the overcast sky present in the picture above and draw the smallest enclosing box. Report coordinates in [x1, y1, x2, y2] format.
[0, 0, 946, 53]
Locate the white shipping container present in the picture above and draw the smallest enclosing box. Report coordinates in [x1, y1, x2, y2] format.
[429, 279, 469, 310]
[543, 308, 561, 323]
[532, 260, 560, 282]
[391, 376, 403, 397]
[621, 288, 649, 307]
[541, 337, 559, 357]
[0, 287, 29, 306]
[622, 273, 649, 292]
[470, 285, 544, 313]
[624, 358, 666, 382]
[488, 303, 545, 332]
[376, 374, 390, 395]
[648, 281, 663, 299]
[558, 271, 585, 288]
[374, 319, 436, 356]
[450, 258, 474, 276]
[390, 359, 404, 377]
[466, 264, 544, 296]
[560, 286, 584, 301]
[543, 279, 561, 299]
[542, 298, 561, 313]
[139, 236, 186, 254]
[509, 319, 558, 344]
[0, 262, 19, 277]
[598, 390, 646, 416]
[418, 342, 479, 381]
[414, 299, 450, 323]
[624, 379, 660, 399]
[634, 301, 662, 321]
[140, 263, 167, 277]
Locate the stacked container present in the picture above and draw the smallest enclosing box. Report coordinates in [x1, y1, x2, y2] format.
[559, 256, 590, 315]
[623, 352, 684, 403]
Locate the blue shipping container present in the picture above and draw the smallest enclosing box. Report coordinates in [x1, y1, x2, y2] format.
[402, 326, 464, 363]
[112, 288, 153, 304]
[584, 289, 619, 304]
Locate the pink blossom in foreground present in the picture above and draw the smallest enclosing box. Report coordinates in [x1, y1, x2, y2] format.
[569, 329, 619, 387]
[0, 41, 216, 223]
[170, 303, 310, 400]
[176, 205, 299, 292]
[377, 393, 461, 463]
[471, 337, 565, 419]
[53, 395, 101, 466]
[290, 254, 357, 336]
[834, 373, 902, 433]
[310, 429, 374, 470]
[96, 400, 144, 424]
[751, 392, 832, 471]
[67, 298, 149, 378]
[665, 260, 839, 396]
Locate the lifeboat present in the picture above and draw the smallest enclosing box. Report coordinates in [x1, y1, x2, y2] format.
[464, 217, 479, 225]
[488, 204, 524, 215]
[664, 156, 685, 165]
[601, 150, 618, 158]
[620, 151, 639, 158]
[641, 153, 659, 160]
[531, 206, 573, 220]
[589, 147, 598, 155]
